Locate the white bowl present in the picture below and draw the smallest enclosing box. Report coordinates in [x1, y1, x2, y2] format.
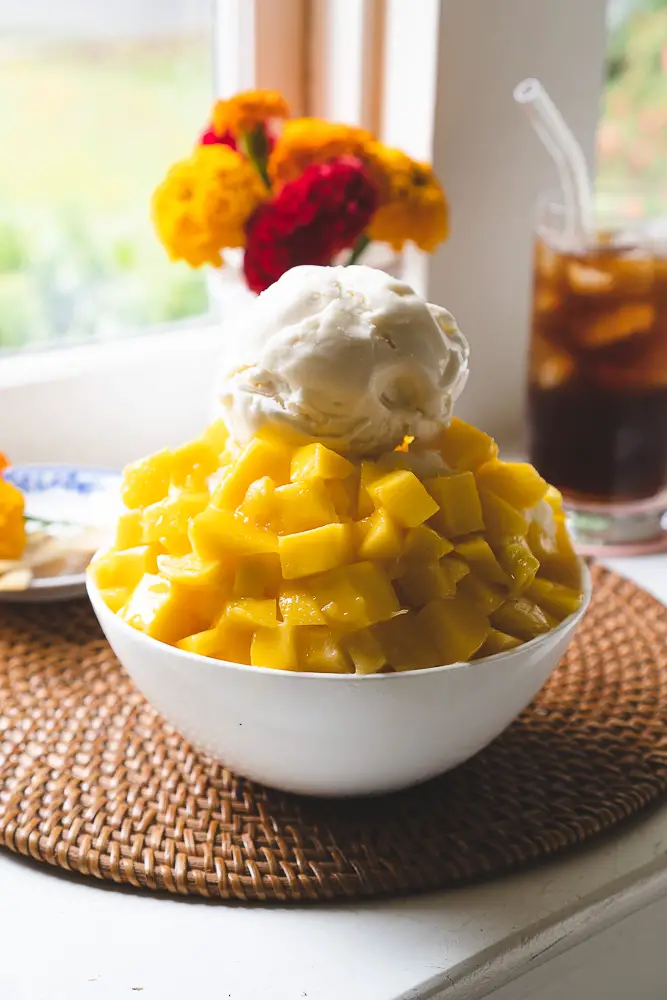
[87, 564, 590, 797]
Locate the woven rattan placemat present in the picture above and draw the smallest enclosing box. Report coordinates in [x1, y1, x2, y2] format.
[0, 565, 666, 902]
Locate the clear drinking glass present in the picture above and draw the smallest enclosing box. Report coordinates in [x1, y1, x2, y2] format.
[527, 194, 667, 555]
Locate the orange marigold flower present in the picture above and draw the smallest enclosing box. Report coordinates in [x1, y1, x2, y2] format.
[0, 452, 26, 559]
[151, 145, 266, 267]
[269, 118, 374, 187]
[365, 142, 449, 252]
[212, 89, 289, 139]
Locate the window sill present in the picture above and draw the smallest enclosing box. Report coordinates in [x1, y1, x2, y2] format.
[0, 322, 222, 391]
[0, 322, 228, 466]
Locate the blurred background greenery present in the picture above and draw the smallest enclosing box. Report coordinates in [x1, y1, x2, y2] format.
[0, 18, 212, 351]
[0, 0, 665, 351]
[601, 0, 667, 214]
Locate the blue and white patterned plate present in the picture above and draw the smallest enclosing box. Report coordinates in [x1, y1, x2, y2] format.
[1, 465, 122, 603]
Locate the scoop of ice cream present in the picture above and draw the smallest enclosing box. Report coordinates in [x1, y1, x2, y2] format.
[216, 264, 469, 456]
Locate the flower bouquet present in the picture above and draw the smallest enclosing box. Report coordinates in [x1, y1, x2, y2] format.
[151, 90, 449, 294]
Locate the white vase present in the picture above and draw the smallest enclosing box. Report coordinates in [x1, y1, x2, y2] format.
[205, 249, 256, 321]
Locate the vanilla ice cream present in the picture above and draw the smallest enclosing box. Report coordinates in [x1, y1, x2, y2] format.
[216, 265, 469, 457]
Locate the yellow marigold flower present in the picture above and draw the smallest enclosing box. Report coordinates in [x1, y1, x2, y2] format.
[212, 89, 289, 138]
[269, 118, 374, 186]
[151, 145, 266, 267]
[365, 143, 449, 252]
[0, 452, 26, 560]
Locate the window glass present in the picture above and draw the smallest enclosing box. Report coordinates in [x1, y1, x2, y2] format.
[0, 0, 213, 352]
[598, 0, 667, 215]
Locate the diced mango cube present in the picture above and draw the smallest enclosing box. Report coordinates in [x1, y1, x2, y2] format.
[544, 485, 565, 518]
[526, 578, 582, 620]
[290, 442, 354, 482]
[157, 552, 232, 591]
[477, 628, 522, 657]
[325, 475, 358, 519]
[310, 562, 399, 628]
[178, 627, 223, 658]
[439, 553, 472, 589]
[274, 480, 338, 534]
[190, 507, 278, 561]
[121, 449, 172, 510]
[457, 575, 506, 614]
[526, 520, 558, 562]
[115, 509, 144, 550]
[358, 508, 404, 560]
[373, 612, 440, 671]
[368, 469, 439, 528]
[296, 627, 351, 673]
[346, 561, 401, 625]
[402, 524, 454, 561]
[226, 598, 278, 628]
[143, 493, 209, 556]
[397, 562, 458, 608]
[343, 628, 388, 675]
[212, 436, 292, 511]
[255, 422, 307, 451]
[497, 537, 540, 593]
[251, 623, 298, 671]
[532, 523, 581, 588]
[212, 617, 253, 664]
[170, 440, 218, 492]
[240, 476, 277, 528]
[376, 451, 414, 473]
[89, 545, 153, 592]
[426, 472, 484, 537]
[99, 586, 131, 614]
[490, 598, 552, 640]
[122, 574, 203, 644]
[478, 489, 528, 545]
[278, 522, 352, 579]
[358, 460, 383, 517]
[436, 417, 499, 471]
[454, 536, 511, 588]
[310, 568, 367, 628]
[278, 586, 327, 626]
[202, 418, 229, 457]
[475, 460, 548, 510]
[180, 617, 252, 663]
[233, 553, 282, 599]
[419, 595, 490, 664]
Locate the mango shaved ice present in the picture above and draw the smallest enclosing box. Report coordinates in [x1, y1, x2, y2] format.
[90, 416, 583, 673]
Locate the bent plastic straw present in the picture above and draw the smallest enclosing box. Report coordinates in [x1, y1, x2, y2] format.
[514, 77, 593, 245]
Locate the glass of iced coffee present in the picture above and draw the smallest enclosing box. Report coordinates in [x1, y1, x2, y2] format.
[527, 195, 667, 554]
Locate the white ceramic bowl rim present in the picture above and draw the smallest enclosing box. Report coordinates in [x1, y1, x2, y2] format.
[87, 560, 591, 683]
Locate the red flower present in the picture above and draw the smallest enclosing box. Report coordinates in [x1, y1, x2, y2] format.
[243, 156, 377, 293]
[200, 125, 237, 149]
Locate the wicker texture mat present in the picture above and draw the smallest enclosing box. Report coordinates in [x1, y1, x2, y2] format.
[0, 565, 666, 902]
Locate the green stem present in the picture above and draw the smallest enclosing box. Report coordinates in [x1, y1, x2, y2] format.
[346, 233, 371, 265]
[241, 128, 272, 192]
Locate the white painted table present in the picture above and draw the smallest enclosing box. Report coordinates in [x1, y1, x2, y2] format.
[0, 555, 665, 1000]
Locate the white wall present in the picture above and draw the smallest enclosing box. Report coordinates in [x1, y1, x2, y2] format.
[423, 0, 607, 444]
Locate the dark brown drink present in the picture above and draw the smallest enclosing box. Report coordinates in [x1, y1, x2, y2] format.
[528, 234, 667, 505]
